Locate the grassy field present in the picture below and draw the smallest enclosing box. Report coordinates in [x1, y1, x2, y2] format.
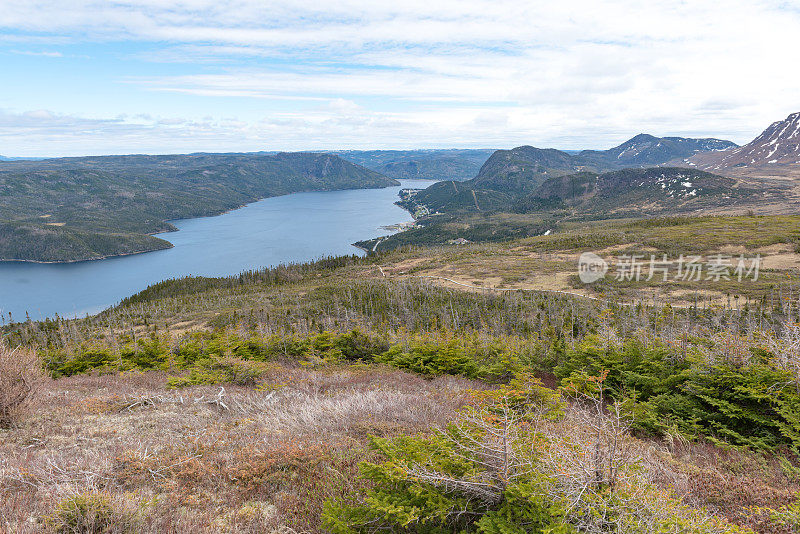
[365, 214, 800, 306]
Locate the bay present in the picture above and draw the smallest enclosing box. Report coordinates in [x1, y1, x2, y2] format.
[0, 179, 437, 321]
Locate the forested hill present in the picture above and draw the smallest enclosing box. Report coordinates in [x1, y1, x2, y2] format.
[0, 152, 398, 263]
[335, 149, 496, 181]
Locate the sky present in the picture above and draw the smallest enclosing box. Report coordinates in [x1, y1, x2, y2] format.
[0, 0, 799, 157]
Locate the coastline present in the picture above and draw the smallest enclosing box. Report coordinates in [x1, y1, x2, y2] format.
[349, 182, 435, 253]
[0, 242, 175, 264]
[1, 182, 402, 264]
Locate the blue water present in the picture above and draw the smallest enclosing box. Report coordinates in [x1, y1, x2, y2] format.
[0, 179, 437, 321]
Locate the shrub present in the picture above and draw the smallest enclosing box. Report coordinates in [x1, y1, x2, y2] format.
[167, 358, 271, 388]
[323, 378, 741, 533]
[376, 339, 480, 377]
[758, 495, 800, 531]
[48, 347, 116, 377]
[47, 491, 129, 534]
[0, 341, 44, 427]
[555, 337, 800, 452]
[331, 330, 389, 361]
[47, 337, 170, 378]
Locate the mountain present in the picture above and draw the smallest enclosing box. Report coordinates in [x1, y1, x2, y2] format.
[407, 163, 766, 220]
[579, 134, 737, 167]
[514, 167, 756, 217]
[686, 112, 800, 170]
[407, 134, 740, 214]
[0, 152, 397, 262]
[445, 135, 738, 200]
[367, 165, 774, 252]
[0, 155, 47, 161]
[335, 149, 495, 181]
[400, 146, 599, 214]
[471, 146, 603, 193]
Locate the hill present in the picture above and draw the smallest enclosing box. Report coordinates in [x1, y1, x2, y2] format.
[335, 149, 495, 181]
[472, 134, 739, 193]
[408, 135, 741, 214]
[404, 146, 602, 213]
[370, 167, 778, 251]
[408, 165, 760, 218]
[517, 167, 754, 217]
[686, 111, 800, 170]
[0, 152, 397, 262]
[471, 145, 603, 192]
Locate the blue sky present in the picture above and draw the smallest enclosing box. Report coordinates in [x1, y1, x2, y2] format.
[1, 0, 799, 156]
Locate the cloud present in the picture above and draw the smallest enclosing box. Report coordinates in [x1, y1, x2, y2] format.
[0, 106, 528, 156]
[9, 49, 63, 57]
[0, 1, 798, 153]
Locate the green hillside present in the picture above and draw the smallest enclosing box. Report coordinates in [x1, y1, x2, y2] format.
[369, 167, 777, 252]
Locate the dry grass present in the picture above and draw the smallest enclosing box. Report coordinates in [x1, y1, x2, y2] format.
[0, 342, 46, 428]
[0, 364, 479, 533]
[2, 362, 797, 532]
[359, 215, 800, 308]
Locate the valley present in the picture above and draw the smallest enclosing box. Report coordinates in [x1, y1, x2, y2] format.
[4, 112, 800, 534]
[0, 180, 436, 321]
[5, 3, 800, 533]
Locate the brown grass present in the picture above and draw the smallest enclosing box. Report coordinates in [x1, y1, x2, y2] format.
[2, 361, 797, 532]
[0, 364, 479, 533]
[0, 342, 46, 428]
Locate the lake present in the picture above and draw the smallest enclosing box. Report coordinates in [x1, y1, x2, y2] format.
[0, 179, 437, 321]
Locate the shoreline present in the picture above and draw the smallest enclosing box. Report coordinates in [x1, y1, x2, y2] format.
[349, 184, 435, 253]
[1, 182, 404, 265]
[0, 243, 175, 264]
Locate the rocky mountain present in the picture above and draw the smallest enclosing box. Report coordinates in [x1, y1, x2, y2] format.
[463, 134, 738, 196]
[409, 164, 765, 218]
[579, 134, 737, 167]
[686, 112, 800, 170]
[405, 146, 598, 213]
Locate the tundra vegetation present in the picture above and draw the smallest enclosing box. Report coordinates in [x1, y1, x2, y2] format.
[2, 216, 800, 533]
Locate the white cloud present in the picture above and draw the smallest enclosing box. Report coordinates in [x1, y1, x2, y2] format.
[0, 0, 799, 153]
[9, 49, 63, 57]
